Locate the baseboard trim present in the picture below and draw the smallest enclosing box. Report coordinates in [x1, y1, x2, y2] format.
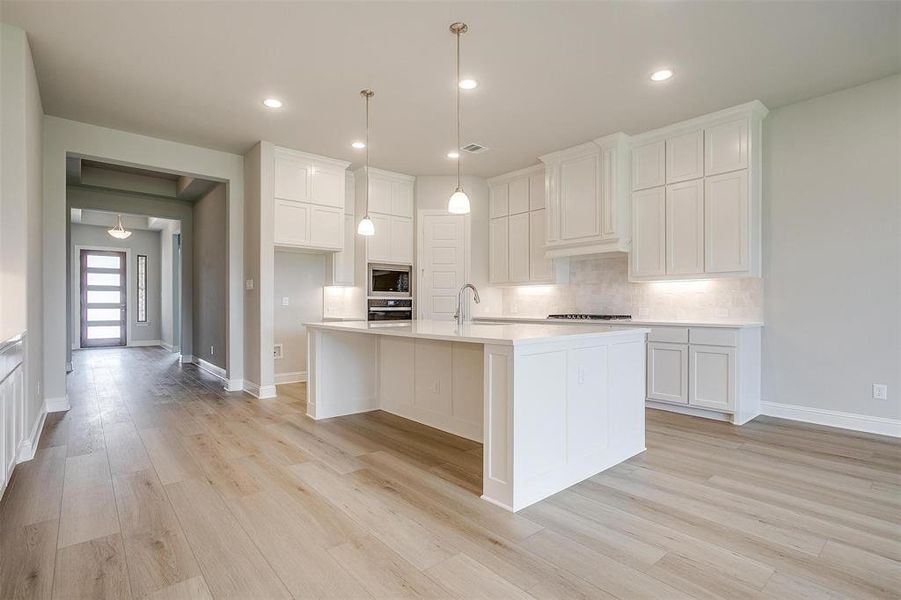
[160, 341, 177, 353]
[17, 403, 47, 463]
[128, 339, 162, 347]
[646, 400, 732, 422]
[45, 395, 70, 412]
[761, 401, 901, 438]
[179, 354, 194, 364]
[242, 381, 277, 399]
[274, 371, 307, 385]
[192, 357, 227, 381]
[224, 379, 243, 392]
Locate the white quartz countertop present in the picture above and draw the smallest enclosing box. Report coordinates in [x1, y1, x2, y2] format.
[473, 315, 763, 328]
[304, 319, 649, 346]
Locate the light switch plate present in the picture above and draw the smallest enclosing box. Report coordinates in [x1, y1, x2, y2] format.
[873, 383, 888, 400]
[282, 297, 290, 306]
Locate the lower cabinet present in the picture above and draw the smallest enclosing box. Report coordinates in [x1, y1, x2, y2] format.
[689, 344, 736, 411]
[647, 342, 688, 404]
[1, 336, 25, 497]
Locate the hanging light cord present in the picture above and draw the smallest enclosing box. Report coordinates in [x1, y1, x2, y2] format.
[365, 91, 370, 216]
[455, 28, 462, 191]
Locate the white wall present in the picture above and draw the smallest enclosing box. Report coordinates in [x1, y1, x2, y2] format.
[69, 223, 162, 345]
[159, 220, 181, 351]
[762, 75, 901, 422]
[273, 251, 325, 382]
[414, 175, 502, 315]
[43, 117, 244, 404]
[1, 23, 45, 441]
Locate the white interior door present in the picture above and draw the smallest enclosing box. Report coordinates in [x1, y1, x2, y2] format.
[420, 214, 466, 320]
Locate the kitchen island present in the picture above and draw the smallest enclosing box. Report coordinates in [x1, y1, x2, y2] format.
[305, 319, 649, 511]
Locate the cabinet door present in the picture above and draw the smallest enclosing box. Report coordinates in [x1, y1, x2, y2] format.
[689, 344, 736, 411]
[705, 170, 748, 274]
[559, 153, 600, 241]
[366, 213, 392, 262]
[529, 171, 546, 210]
[368, 176, 393, 214]
[705, 118, 748, 176]
[489, 183, 509, 218]
[390, 216, 413, 264]
[391, 181, 414, 217]
[508, 177, 530, 215]
[666, 179, 704, 275]
[344, 172, 355, 215]
[529, 209, 553, 282]
[508, 212, 530, 283]
[273, 199, 310, 246]
[329, 215, 355, 285]
[310, 205, 344, 249]
[489, 217, 509, 284]
[647, 342, 688, 404]
[632, 140, 665, 191]
[666, 130, 703, 183]
[630, 187, 665, 277]
[310, 167, 344, 208]
[274, 154, 311, 202]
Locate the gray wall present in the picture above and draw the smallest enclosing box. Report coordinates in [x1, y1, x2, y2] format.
[193, 183, 227, 369]
[273, 251, 325, 379]
[160, 220, 181, 350]
[0, 24, 44, 437]
[763, 74, 900, 420]
[69, 223, 162, 344]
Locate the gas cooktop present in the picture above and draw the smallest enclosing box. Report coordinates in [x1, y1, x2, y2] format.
[547, 314, 632, 321]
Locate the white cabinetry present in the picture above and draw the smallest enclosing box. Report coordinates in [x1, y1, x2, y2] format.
[1, 335, 25, 498]
[629, 101, 767, 281]
[326, 172, 356, 286]
[488, 165, 560, 285]
[539, 133, 631, 258]
[647, 342, 688, 404]
[272, 147, 350, 251]
[354, 167, 415, 266]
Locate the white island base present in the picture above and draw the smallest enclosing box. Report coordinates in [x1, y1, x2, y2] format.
[306, 320, 648, 512]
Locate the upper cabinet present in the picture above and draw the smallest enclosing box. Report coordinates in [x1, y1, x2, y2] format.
[353, 167, 415, 265]
[325, 172, 356, 286]
[272, 146, 350, 251]
[488, 165, 561, 285]
[629, 101, 767, 281]
[539, 133, 631, 258]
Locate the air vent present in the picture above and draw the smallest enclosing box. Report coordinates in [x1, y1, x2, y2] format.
[461, 143, 489, 154]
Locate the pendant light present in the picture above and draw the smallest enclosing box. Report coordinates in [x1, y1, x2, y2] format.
[357, 89, 376, 236]
[448, 22, 471, 215]
[107, 214, 132, 239]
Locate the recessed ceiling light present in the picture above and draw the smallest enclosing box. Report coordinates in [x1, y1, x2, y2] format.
[352, 141, 366, 149]
[650, 69, 674, 82]
[447, 151, 460, 159]
[263, 98, 283, 108]
[458, 79, 478, 90]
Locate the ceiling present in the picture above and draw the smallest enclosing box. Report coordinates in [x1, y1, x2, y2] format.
[67, 157, 219, 202]
[70, 208, 179, 232]
[3, 1, 898, 177]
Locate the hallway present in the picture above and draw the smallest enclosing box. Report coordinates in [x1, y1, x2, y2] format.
[1, 347, 899, 599]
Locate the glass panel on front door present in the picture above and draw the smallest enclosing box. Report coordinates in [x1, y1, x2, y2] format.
[80, 249, 127, 347]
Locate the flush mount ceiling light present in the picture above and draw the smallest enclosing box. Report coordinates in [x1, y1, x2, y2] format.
[357, 89, 376, 236]
[650, 69, 674, 82]
[263, 98, 283, 108]
[447, 22, 471, 215]
[458, 79, 478, 90]
[446, 151, 460, 159]
[107, 214, 132, 239]
[351, 141, 366, 149]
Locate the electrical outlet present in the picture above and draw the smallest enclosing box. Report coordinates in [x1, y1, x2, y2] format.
[210, 345, 214, 356]
[873, 384, 888, 400]
[273, 344, 283, 359]
[245, 278, 254, 290]
[282, 296, 290, 306]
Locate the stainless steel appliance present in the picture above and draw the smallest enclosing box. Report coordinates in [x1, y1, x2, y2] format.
[368, 264, 412, 298]
[367, 298, 413, 321]
[547, 314, 631, 320]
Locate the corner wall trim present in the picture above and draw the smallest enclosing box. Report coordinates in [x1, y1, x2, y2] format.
[192, 357, 227, 381]
[761, 401, 901, 438]
[160, 341, 176, 353]
[242, 380, 277, 399]
[274, 371, 307, 385]
[179, 354, 194, 364]
[17, 402, 47, 463]
[45, 396, 70, 412]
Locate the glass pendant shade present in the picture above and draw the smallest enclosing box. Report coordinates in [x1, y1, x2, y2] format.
[357, 215, 375, 236]
[448, 188, 471, 214]
[108, 215, 132, 239]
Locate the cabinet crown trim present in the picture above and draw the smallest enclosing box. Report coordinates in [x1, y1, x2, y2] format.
[487, 163, 544, 184]
[629, 100, 769, 145]
[538, 140, 603, 164]
[274, 146, 351, 169]
[351, 166, 415, 182]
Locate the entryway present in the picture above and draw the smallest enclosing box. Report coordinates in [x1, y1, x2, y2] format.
[79, 249, 127, 347]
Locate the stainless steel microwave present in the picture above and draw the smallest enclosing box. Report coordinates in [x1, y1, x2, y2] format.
[368, 264, 412, 297]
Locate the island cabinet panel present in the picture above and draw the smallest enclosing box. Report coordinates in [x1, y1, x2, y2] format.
[566, 345, 610, 458]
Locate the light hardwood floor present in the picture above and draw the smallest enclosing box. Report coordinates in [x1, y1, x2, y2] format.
[1, 346, 899, 599]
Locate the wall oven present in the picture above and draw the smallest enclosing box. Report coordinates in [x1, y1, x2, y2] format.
[368, 264, 411, 298]
[367, 298, 413, 321]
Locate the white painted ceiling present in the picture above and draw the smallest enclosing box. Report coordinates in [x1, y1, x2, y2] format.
[3, 1, 898, 176]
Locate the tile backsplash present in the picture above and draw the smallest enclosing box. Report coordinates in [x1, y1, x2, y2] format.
[500, 254, 763, 321]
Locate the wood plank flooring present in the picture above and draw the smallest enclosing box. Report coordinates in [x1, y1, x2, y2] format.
[1, 346, 898, 599]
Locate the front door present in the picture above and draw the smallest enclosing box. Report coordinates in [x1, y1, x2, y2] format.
[80, 249, 127, 347]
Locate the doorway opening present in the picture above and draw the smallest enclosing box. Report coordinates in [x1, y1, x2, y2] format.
[79, 249, 127, 347]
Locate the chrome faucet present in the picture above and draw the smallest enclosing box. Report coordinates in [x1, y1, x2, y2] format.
[454, 283, 481, 326]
